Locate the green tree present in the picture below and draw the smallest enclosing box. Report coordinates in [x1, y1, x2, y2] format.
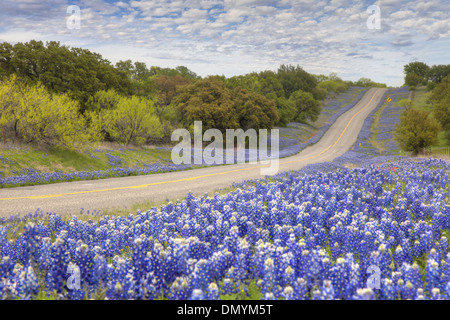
[428, 64, 450, 84]
[394, 108, 441, 154]
[85, 89, 122, 112]
[404, 61, 430, 83]
[0, 41, 133, 112]
[276, 64, 318, 98]
[0, 75, 23, 138]
[232, 87, 279, 131]
[317, 80, 349, 94]
[115, 59, 135, 78]
[354, 77, 387, 88]
[274, 97, 296, 126]
[312, 87, 328, 100]
[404, 73, 422, 86]
[173, 76, 279, 134]
[154, 75, 190, 106]
[175, 66, 199, 80]
[173, 77, 238, 133]
[288, 90, 321, 123]
[18, 85, 93, 148]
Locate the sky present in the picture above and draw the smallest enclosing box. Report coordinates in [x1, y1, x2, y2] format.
[0, 0, 449, 87]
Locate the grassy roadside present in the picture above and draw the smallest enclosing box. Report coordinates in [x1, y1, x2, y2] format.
[0, 142, 179, 187]
[369, 99, 389, 155]
[0, 143, 173, 177]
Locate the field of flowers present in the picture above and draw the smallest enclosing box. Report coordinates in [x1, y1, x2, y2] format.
[1, 157, 450, 300]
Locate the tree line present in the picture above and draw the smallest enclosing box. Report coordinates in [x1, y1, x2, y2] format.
[0, 40, 385, 149]
[403, 61, 450, 90]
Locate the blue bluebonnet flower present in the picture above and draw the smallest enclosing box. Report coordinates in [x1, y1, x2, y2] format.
[1, 156, 450, 300]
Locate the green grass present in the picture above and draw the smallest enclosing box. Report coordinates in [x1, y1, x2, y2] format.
[411, 87, 432, 113]
[0, 143, 174, 178]
[219, 280, 264, 300]
[369, 99, 389, 155]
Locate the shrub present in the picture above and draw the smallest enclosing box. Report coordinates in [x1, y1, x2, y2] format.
[394, 108, 441, 155]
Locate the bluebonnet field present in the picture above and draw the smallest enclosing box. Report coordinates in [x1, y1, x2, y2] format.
[0, 87, 368, 188]
[1, 157, 450, 300]
[4, 85, 450, 300]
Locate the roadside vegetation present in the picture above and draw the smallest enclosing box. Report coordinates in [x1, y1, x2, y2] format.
[0, 40, 385, 187]
[394, 62, 450, 156]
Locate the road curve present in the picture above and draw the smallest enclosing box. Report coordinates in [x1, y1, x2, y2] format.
[0, 88, 387, 217]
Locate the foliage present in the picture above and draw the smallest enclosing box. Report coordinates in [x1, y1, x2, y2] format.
[232, 87, 279, 131]
[115, 60, 198, 97]
[394, 108, 441, 154]
[404, 73, 422, 87]
[404, 62, 430, 84]
[102, 96, 164, 146]
[174, 76, 277, 134]
[154, 75, 190, 106]
[276, 64, 318, 98]
[0, 75, 95, 148]
[288, 90, 321, 123]
[274, 97, 296, 126]
[225, 67, 325, 126]
[85, 89, 123, 112]
[0, 74, 22, 135]
[353, 77, 387, 88]
[429, 75, 450, 143]
[174, 76, 238, 133]
[0, 41, 133, 112]
[397, 98, 413, 111]
[403, 62, 450, 86]
[428, 64, 450, 84]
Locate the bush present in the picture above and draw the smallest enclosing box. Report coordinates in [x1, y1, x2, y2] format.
[394, 108, 441, 155]
[426, 82, 436, 91]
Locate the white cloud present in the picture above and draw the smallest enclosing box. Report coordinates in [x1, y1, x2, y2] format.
[0, 0, 448, 86]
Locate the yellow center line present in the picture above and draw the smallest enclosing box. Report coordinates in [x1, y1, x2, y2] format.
[0, 89, 382, 201]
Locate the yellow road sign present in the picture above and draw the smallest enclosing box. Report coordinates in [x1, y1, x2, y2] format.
[387, 97, 392, 102]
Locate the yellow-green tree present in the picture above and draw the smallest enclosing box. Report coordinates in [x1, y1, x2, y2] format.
[0, 75, 22, 138]
[0, 75, 95, 148]
[102, 96, 163, 146]
[17, 84, 93, 148]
